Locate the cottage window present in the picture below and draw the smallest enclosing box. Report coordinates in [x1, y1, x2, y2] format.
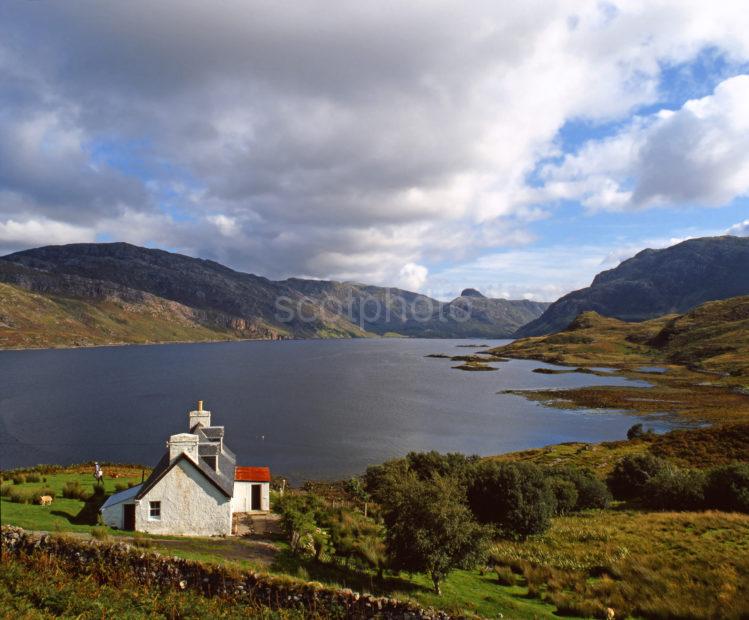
[149, 501, 161, 520]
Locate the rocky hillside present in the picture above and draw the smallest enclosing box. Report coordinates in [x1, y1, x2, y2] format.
[282, 280, 549, 338]
[515, 236, 749, 337]
[0, 243, 548, 347]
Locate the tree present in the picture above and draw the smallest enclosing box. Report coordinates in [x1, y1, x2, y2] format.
[467, 461, 555, 538]
[607, 454, 668, 500]
[641, 466, 706, 510]
[627, 423, 645, 440]
[704, 464, 749, 513]
[546, 466, 611, 510]
[383, 474, 489, 595]
[547, 477, 578, 515]
[275, 493, 326, 555]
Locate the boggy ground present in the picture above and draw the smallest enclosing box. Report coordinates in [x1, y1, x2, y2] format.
[485, 296, 749, 425]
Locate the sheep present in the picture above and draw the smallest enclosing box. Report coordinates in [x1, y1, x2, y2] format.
[38, 495, 53, 506]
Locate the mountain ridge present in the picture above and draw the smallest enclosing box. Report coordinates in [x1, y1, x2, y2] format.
[0, 242, 549, 346]
[514, 235, 749, 337]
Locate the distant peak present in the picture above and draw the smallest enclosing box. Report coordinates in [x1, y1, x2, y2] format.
[460, 288, 485, 298]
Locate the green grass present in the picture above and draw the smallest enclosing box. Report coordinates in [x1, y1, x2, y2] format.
[0, 467, 144, 534]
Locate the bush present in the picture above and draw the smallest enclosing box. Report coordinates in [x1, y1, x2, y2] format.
[62, 481, 90, 500]
[90, 526, 109, 540]
[493, 565, 515, 586]
[547, 466, 611, 511]
[704, 463, 749, 512]
[8, 488, 37, 504]
[641, 467, 706, 510]
[607, 454, 668, 500]
[114, 482, 129, 492]
[26, 473, 41, 483]
[132, 531, 153, 548]
[467, 461, 555, 538]
[548, 478, 578, 515]
[12, 475, 26, 485]
[627, 423, 646, 440]
[0, 483, 10, 497]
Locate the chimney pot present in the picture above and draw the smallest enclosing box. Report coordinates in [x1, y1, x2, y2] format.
[198, 400, 203, 412]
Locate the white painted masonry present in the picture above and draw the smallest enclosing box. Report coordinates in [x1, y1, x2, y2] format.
[99, 401, 270, 537]
[135, 458, 232, 536]
[231, 480, 270, 513]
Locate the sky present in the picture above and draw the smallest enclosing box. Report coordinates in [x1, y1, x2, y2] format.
[0, 1, 748, 301]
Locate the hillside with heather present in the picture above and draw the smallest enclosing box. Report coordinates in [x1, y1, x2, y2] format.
[0, 243, 548, 348]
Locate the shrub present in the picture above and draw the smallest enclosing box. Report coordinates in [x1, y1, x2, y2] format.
[641, 467, 706, 510]
[12, 474, 26, 485]
[548, 478, 578, 515]
[26, 473, 41, 483]
[627, 423, 646, 440]
[704, 463, 749, 512]
[493, 565, 515, 586]
[90, 526, 109, 540]
[8, 488, 37, 504]
[114, 482, 128, 492]
[132, 531, 153, 548]
[467, 461, 555, 538]
[62, 481, 90, 500]
[607, 454, 668, 500]
[0, 483, 10, 497]
[547, 466, 611, 510]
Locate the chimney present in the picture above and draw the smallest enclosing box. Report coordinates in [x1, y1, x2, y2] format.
[189, 400, 211, 430]
[168, 433, 199, 462]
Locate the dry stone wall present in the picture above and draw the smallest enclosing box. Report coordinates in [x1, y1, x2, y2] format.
[1, 526, 457, 619]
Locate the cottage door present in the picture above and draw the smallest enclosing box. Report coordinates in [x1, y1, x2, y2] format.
[251, 484, 261, 511]
[123, 504, 136, 530]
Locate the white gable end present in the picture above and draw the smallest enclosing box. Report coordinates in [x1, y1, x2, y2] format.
[135, 458, 231, 536]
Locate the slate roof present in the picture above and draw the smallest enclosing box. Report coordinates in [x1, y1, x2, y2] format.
[135, 413, 240, 501]
[235, 466, 271, 482]
[201, 426, 225, 440]
[100, 483, 143, 509]
[198, 443, 220, 457]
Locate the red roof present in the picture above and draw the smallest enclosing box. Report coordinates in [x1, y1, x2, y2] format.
[235, 466, 271, 482]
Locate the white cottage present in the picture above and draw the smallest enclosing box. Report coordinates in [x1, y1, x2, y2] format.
[101, 401, 271, 536]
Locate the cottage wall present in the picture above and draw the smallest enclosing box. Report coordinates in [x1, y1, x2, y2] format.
[230, 481, 270, 512]
[135, 459, 231, 536]
[101, 503, 124, 529]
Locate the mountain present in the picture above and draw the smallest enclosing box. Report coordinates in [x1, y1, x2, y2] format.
[0, 243, 549, 347]
[514, 236, 749, 337]
[281, 279, 549, 338]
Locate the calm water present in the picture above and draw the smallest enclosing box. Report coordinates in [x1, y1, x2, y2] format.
[0, 339, 670, 481]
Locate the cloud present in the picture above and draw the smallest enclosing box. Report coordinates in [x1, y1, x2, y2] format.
[1, 1, 749, 291]
[398, 263, 429, 291]
[540, 74, 749, 211]
[727, 220, 749, 236]
[0, 218, 94, 255]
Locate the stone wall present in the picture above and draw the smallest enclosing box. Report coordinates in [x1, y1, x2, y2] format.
[1, 526, 455, 619]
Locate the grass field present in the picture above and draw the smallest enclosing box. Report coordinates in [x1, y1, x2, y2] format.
[4, 433, 749, 620]
[0, 465, 145, 534]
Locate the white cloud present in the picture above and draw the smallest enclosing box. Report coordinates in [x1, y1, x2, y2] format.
[727, 220, 749, 236]
[2, 1, 749, 289]
[540, 74, 749, 211]
[0, 218, 94, 252]
[207, 214, 238, 237]
[397, 263, 429, 291]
